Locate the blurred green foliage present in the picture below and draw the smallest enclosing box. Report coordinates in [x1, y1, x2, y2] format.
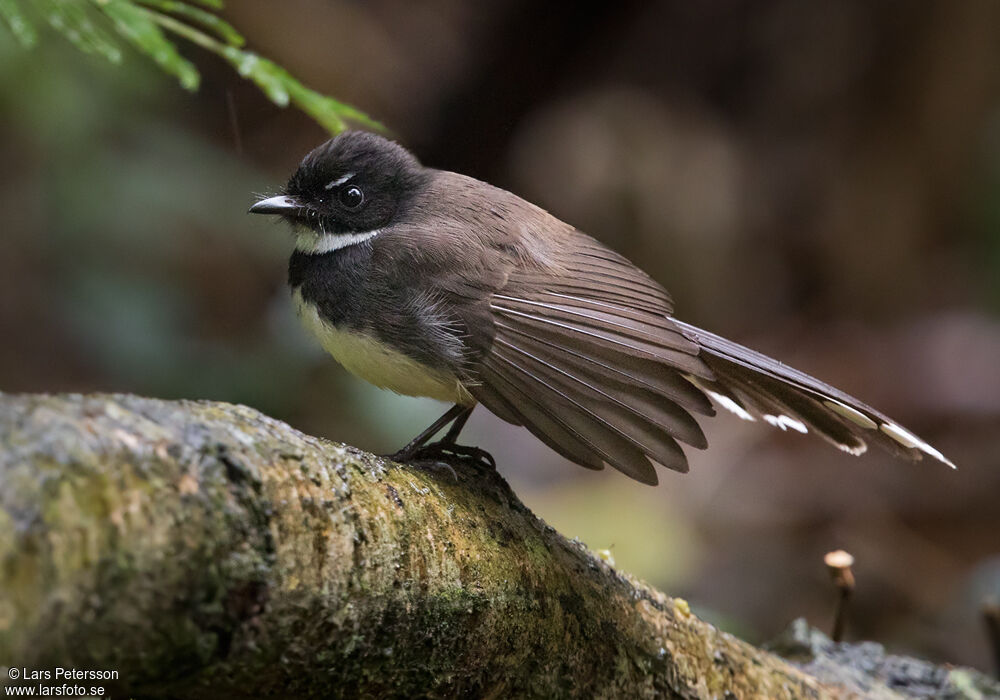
[523, 478, 700, 588]
[0, 0, 381, 134]
[0, 32, 319, 415]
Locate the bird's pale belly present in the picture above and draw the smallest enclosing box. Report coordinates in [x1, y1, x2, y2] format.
[292, 289, 473, 404]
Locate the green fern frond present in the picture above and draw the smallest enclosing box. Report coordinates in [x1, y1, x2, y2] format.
[134, 0, 243, 46]
[38, 0, 122, 61]
[0, 0, 38, 46]
[100, 1, 199, 88]
[0, 0, 382, 135]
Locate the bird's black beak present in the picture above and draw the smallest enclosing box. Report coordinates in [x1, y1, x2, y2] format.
[248, 195, 306, 216]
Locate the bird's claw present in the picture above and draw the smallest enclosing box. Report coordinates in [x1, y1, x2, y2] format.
[388, 441, 496, 471]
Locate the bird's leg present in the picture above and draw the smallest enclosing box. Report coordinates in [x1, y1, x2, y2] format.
[388, 404, 469, 461]
[388, 404, 495, 470]
[439, 406, 472, 445]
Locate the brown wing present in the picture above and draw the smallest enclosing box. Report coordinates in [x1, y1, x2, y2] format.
[463, 228, 717, 484]
[419, 172, 954, 483]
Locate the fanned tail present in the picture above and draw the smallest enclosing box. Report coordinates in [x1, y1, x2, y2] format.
[676, 321, 955, 468]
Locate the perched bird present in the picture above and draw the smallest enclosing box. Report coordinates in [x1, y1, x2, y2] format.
[250, 131, 953, 484]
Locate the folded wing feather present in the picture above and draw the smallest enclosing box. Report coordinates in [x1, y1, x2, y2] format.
[423, 194, 957, 480]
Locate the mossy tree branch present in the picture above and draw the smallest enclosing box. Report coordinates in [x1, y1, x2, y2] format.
[0, 394, 995, 698]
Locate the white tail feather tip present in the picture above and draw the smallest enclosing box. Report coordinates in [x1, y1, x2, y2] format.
[764, 414, 808, 433]
[707, 391, 755, 422]
[837, 441, 868, 456]
[880, 422, 956, 469]
[823, 399, 878, 430]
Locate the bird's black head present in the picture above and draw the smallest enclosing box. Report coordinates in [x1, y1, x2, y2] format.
[250, 131, 425, 237]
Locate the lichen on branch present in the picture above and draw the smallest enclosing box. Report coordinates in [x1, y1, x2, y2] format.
[0, 393, 995, 699]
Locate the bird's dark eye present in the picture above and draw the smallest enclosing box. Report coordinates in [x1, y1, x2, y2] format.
[339, 185, 365, 209]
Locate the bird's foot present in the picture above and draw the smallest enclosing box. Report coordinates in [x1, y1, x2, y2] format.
[388, 441, 496, 471]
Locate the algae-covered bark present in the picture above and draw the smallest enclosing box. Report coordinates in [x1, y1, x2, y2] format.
[0, 393, 995, 699]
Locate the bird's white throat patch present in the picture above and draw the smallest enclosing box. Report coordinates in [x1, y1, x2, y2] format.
[291, 289, 473, 404]
[295, 229, 381, 254]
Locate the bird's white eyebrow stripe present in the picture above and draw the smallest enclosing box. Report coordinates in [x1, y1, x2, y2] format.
[325, 173, 356, 189]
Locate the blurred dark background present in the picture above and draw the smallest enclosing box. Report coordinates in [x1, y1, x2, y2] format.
[2, 0, 999, 673]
